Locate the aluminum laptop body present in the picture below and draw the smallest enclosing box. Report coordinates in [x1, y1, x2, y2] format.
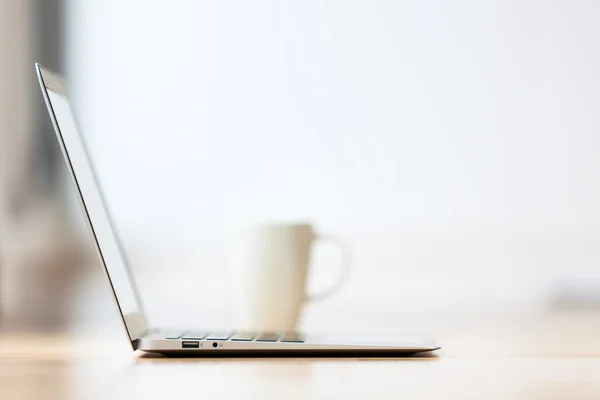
[35, 63, 440, 356]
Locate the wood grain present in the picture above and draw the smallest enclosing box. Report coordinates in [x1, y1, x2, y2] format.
[1, 311, 599, 399]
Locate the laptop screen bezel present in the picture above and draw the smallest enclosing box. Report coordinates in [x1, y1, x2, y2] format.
[35, 64, 148, 349]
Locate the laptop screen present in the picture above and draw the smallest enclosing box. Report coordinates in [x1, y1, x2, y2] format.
[38, 65, 147, 343]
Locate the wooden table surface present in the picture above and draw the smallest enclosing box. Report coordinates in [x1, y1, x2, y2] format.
[1, 311, 600, 399]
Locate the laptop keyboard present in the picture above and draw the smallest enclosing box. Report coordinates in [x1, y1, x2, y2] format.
[167, 331, 305, 343]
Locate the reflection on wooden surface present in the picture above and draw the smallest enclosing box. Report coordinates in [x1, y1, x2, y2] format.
[1, 311, 600, 399]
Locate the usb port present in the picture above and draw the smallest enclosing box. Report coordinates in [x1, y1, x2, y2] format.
[182, 341, 199, 349]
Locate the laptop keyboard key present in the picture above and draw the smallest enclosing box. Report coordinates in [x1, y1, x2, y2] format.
[165, 333, 183, 340]
[181, 332, 206, 340]
[205, 332, 231, 340]
[281, 333, 305, 343]
[256, 332, 281, 342]
[230, 332, 256, 341]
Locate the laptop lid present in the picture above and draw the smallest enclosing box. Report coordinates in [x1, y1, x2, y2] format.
[35, 64, 147, 349]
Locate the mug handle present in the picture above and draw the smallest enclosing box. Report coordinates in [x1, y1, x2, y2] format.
[305, 234, 351, 302]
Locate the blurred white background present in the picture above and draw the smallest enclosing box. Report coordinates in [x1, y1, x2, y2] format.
[63, 0, 600, 330]
[5, 1, 600, 334]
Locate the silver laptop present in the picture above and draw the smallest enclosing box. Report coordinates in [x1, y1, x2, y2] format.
[35, 63, 440, 356]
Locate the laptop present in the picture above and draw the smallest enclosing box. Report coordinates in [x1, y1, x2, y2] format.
[35, 63, 440, 356]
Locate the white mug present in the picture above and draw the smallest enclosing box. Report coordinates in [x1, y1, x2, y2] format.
[229, 223, 350, 332]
